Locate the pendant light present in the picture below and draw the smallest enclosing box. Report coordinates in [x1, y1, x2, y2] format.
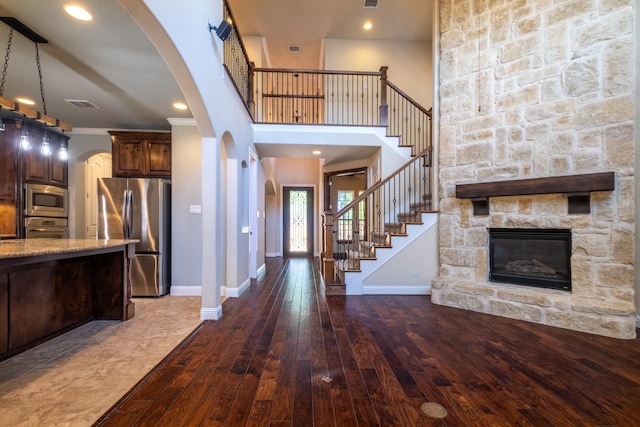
[0, 18, 72, 145]
[19, 126, 31, 151]
[40, 133, 52, 156]
[57, 145, 68, 160]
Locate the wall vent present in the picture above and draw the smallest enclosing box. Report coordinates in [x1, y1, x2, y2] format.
[65, 99, 100, 109]
[288, 45, 301, 53]
[364, 0, 379, 8]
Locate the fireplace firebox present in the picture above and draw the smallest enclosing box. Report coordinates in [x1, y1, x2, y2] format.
[489, 228, 571, 291]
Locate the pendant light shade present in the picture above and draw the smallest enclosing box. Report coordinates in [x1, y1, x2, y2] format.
[41, 135, 52, 156]
[19, 128, 31, 150]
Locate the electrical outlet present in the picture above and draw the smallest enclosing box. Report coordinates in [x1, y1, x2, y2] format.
[412, 268, 419, 277]
[189, 204, 202, 214]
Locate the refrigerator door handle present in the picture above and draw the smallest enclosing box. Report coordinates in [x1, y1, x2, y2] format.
[122, 189, 129, 239]
[128, 190, 135, 239]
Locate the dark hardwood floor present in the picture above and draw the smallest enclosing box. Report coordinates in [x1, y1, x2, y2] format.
[95, 257, 640, 426]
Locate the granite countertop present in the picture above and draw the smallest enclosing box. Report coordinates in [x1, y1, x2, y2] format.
[0, 239, 137, 259]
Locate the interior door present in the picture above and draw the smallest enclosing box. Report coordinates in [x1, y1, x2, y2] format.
[84, 153, 112, 238]
[283, 187, 314, 257]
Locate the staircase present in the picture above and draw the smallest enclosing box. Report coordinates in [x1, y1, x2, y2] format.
[323, 149, 436, 293]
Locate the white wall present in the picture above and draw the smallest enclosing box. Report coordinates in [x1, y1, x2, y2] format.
[169, 119, 203, 295]
[261, 157, 321, 256]
[324, 39, 433, 109]
[123, 0, 261, 319]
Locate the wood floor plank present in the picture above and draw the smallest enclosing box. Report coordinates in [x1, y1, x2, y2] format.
[95, 257, 640, 427]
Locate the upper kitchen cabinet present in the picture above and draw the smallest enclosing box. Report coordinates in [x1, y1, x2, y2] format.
[109, 131, 171, 178]
[22, 124, 69, 187]
[0, 121, 18, 238]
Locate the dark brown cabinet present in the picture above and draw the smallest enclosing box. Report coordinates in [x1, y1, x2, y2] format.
[0, 122, 18, 238]
[110, 131, 171, 178]
[22, 124, 69, 187]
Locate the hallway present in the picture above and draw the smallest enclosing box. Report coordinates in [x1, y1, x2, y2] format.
[97, 257, 640, 426]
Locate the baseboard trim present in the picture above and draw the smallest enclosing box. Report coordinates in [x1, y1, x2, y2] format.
[266, 252, 281, 258]
[170, 286, 202, 296]
[226, 278, 251, 298]
[361, 284, 431, 295]
[201, 305, 222, 320]
[258, 263, 266, 275]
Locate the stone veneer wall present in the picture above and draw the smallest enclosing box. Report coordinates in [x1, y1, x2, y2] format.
[432, 0, 636, 338]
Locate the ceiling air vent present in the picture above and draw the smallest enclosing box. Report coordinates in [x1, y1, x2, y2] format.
[364, 0, 378, 8]
[288, 45, 301, 53]
[65, 99, 100, 109]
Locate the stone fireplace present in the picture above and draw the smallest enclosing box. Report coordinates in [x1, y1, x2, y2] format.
[434, 0, 636, 339]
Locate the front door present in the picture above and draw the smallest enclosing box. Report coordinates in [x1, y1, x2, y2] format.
[283, 187, 314, 257]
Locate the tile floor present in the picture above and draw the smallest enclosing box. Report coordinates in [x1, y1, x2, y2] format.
[0, 296, 203, 426]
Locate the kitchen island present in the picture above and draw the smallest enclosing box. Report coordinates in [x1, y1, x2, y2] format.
[0, 239, 136, 360]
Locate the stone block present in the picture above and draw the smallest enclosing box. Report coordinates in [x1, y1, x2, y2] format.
[510, 142, 533, 162]
[525, 99, 575, 122]
[440, 248, 475, 267]
[546, 0, 596, 26]
[525, 123, 550, 140]
[441, 29, 465, 49]
[466, 227, 488, 247]
[544, 23, 571, 63]
[475, 248, 488, 280]
[572, 297, 635, 316]
[496, 289, 554, 307]
[517, 15, 541, 35]
[600, 0, 633, 13]
[611, 224, 634, 264]
[604, 37, 633, 97]
[604, 123, 634, 169]
[575, 148, 602, 170]
[549, 132, 575, 155]
[457, 141, 494, 165]
[575, 96, 634, 130]
[545, 310, 636, 339]
[595, 263, 634, 288]
[562, 57, 600, 97]
[572, 232, 610, 258]
[616, 177, 634, 222]
[501, 35, 540, 63]
[488, 300, 544, 322]
[497, 86, 540, 111]
[574, 9, 633, 50]
[496, 58, 531, 80]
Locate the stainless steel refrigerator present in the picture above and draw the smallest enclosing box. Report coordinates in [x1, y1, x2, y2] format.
[97, 178, 171, 297]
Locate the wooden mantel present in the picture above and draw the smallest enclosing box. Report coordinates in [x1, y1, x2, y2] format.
[456, 172, 615, 215]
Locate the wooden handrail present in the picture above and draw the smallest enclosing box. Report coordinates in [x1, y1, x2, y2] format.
[333, 146, 432, 220]
[387, 80, 433, 118]
[252, 67, 383, 76]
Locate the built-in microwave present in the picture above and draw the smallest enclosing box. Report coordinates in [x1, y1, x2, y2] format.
[25, 183, 68, 218]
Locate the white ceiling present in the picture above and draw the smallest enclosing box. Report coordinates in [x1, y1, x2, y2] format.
[0, 0, 432, 162]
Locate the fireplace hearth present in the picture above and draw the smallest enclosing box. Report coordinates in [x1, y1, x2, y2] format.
[489, 228, 571, 291]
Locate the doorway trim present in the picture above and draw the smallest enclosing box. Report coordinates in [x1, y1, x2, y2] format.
[282, 185, 316, 257]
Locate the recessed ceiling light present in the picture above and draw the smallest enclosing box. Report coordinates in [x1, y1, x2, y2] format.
[16, 97, 35, 105]
[64, 4, 93, 21]
[173, 102, 188, 110]
[363, 22, 373, 31]
[312, 150, 321, 155]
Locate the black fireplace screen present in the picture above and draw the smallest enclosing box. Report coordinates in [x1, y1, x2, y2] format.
[489, 228, 571, 291]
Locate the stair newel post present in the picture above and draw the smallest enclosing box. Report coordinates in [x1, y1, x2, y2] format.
[379, 66, 389, 127]
[322, 211, 337, 284]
